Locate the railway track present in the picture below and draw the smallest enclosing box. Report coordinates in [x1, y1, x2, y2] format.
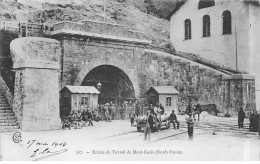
[101, 120, 258, 145]
[104, 130, 138, 139]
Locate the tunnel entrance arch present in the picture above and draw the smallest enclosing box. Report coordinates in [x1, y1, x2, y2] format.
[80, 65, 135, 105]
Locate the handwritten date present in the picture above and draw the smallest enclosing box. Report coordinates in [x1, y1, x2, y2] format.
[27, 139, 68, 161]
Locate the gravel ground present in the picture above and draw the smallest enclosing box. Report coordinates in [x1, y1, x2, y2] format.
[0, 115, 259, 161]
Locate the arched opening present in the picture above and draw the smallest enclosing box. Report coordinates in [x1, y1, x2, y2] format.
[203, 15, 210, 37]
[184, 19, 191, 40]
[81, 65, 135, 105]
[222, 10, 232, 34]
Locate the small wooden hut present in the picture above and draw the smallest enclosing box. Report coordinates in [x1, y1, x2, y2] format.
[60, 85, 100, 116]
[146, 86, 179, 114]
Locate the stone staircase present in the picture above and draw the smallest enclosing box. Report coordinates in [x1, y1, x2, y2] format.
[0, 93, 20, 132]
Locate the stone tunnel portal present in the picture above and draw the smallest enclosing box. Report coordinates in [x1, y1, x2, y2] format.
[81, 65, 135, 105]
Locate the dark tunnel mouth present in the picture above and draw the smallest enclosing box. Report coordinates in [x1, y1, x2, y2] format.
[81, 65, 135, 105]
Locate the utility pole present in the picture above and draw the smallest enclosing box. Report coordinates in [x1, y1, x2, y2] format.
[235, 26, 238, 71]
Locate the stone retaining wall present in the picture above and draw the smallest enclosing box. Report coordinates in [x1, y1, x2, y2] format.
[58, 35, 256, 116]
[10, 37, 61, 131]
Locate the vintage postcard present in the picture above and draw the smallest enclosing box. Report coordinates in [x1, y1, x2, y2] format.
[0, 0, 259, 161]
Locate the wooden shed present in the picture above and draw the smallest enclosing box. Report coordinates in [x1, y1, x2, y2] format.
[60, 86, 100, 116]
[146, 86, 179, 114]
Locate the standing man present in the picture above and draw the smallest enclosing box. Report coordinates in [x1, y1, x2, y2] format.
[238, 107, 246, 129]
[144, 110, 153, 141]
[186, 102, 192, 116]
[186, 114, 194, 140]
[249, 110, 256, 132]
[168, 110, 179, 129]
[194, 103, 202, 121]
[129, 110, 135, 127]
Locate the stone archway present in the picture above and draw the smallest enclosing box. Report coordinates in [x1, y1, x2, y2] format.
[81, 65, 135, 104]
[74, 62, 140, 102]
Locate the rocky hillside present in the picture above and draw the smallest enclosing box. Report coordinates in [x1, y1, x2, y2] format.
[0, 0, 178, 46]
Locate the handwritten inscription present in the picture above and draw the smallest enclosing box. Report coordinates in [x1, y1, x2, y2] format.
[27, 139, 68, 161]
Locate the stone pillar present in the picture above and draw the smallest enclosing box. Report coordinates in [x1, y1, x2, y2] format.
[11, 37, 61, 131]
[223, 74, 256, 117]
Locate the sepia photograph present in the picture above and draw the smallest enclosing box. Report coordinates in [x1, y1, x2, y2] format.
[0, 0, 259, 161]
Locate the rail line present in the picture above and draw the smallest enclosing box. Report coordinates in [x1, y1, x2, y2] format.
[103, 130, 138, 139]
[101, 120, 258, 145]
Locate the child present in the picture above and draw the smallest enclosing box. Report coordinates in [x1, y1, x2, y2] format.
[130, 110, 135, 127]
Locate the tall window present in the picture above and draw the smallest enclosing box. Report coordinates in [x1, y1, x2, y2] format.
[203, 15, 210, 37]
[198, 0, 215, 9]
[222, 10, 232, 34]
[166, 97, 172, 106]
[184, 19, 191, 40]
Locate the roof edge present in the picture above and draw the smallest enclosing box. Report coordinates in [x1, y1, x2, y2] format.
[165, 0, 187, 20]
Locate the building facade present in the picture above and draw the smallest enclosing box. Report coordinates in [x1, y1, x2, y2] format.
[168, 0, 260, 110]
[146, 86, 179, 114]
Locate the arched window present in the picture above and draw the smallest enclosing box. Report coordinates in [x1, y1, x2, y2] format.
[222, 10, 232, 34]
[198, 0, 215, 9]
[203, 15, 210, 37]
[184, 19, 191, 40]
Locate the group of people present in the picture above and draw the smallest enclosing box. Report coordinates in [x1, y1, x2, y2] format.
[142, 102, 201, 141]
[238, 107, 260, 133]
[99, 103, 116, 121]
[148, 103, 165, 117]
[186, 103, 202, 121]
[62, 109, 96, 130]
[142, 103, 180, 140]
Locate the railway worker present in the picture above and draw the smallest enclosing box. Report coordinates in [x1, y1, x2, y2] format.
[168, 110, 179, 129]
[186, 114, 194, 140]
[144, 110, 153, 141]
[238, 107, 246, 129]
[129, 110, 136, 127]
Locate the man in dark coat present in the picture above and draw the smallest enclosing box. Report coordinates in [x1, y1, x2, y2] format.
[168, 110, 179, 129]
[186, 103, 192, 116]
[249, 111, 257, 132]
[238, 107, 246, 129]
[144, 110, 153, 141]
